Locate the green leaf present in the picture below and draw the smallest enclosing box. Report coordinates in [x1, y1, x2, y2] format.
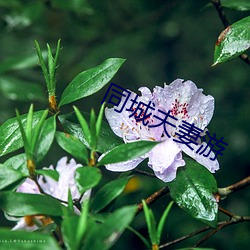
[36, 116, 56, 162]
[127, 226, 151, 248]
[213, 16, 250, 65]
[75, 167, 102, 194]
[96, 103, 105, 140]
[62, 215, 80, 250]
[83, 205, 137, 250]
[157, 201, 174, 244]
[59, 58, 125, 106]
[0, 192, 65, 216]
[221, 0, 250, 11]
[56, 131, 89, 165]
[176, 248, 216, 250]
[73, 106, 91, 147]
[168, 159, 218, 227]
[91, 176, 132, 213]
[97, 141, 158, 166]
[0, 228, 60, 250]
[59, 112, 123, 153]
[142, 200, 157, 245]
[0, 164, 27, 190]
[4, 153, 28, 175]
[0, 51, 47, 74]
[0, 76, 46, 102]
[36, 169, 59, 181]
[0, 111, 44, 157]
[89, 109, 97, 150]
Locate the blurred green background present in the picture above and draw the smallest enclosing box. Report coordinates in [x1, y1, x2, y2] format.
[0, 0, 249, 249]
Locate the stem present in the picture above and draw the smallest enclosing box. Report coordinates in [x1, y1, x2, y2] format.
[193, 216, 250, 247]
[218, 176, 250, 198]
[134, 169, 156, 178]
[136, 186, 169, 215]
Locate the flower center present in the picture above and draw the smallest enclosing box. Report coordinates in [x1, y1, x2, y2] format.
[170, 99, 190, 120]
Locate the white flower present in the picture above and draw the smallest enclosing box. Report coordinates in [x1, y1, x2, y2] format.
[103, 79, 219, 182]
[12, 157, 90, 231]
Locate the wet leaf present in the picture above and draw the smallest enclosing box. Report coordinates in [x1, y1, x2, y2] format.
[213, 16, 250, 65]
[168, 159, 218, 227]
[0, 111, 44, 157]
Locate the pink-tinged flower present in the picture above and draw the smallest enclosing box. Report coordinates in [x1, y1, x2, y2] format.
[11, 157, 90, 231]
[103, 79, 219, 182]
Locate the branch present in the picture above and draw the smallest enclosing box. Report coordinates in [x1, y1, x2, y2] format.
[218, 176, 250, 198]
[193, 216, 250, 247]
[211, 0, 250, 66]
[136, 186, 169, 215]
[159, 216, 250, 249]
[134, 169, 156, 178]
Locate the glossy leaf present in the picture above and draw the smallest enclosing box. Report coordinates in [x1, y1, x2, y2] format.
[0, 228, 60, 250]
[221, 0, 250, 11]
[213, 16, 250, 65]
[91, 176, 132, 213]
[59, 58, 125, 106]
[83, 205, 137, 250]
[0, 111, 44, 157]
[56, 131, 89, 165]
[75, 167, 102, 194]
[97, 141, 158, 166]
[168, 159, 218, 227]
[4, 153, 28, 175]
[0, 192, 65, 216]
[36, 169, 59, 181]
[0, 76, 46, 102]
[0, 164, 27, 190]
[36, 116, 56, 162]
[59, 113, 123, 153]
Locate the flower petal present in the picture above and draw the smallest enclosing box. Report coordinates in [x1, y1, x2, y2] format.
[148, 140, 185, 182]
[153, 79, 214, 129]
[105, 156, 146, 172]
[180, 143, 219, 173]
[16, 178, 40, 194]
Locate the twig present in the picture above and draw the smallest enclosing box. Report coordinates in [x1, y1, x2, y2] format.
[211, 0, 250, 66]
[136, 186, 169, 215]
[134, 169, 156, 178]
[159, 216, 250, 249]
[193, 216, 250, 247]
[218, 176, 250, 198]
[218, 206, 235, 218]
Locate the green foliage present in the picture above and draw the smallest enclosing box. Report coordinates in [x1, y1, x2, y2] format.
[97, 140, 158, 166]
[75, 167, 102, 194]
[59, 112, 123, 153]
[168, 159, 218, 227]
[0, 228, 60, 250]
[91, 176, 132, 213]
[56, 132, 89, 165]
[83, 205, 137, 250]
[221, 0, 250, 11]
[0, 164, 27, 190]
[0, 76, 45, 102]
[0, 110, 44, 157]
[0, 192, 66, 216]
[213, 16, 250, 65]
[142, 200, 174, 247]
[59, 58, 125, 107]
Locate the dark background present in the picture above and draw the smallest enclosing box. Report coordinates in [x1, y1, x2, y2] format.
[0, 0, 249, 249]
